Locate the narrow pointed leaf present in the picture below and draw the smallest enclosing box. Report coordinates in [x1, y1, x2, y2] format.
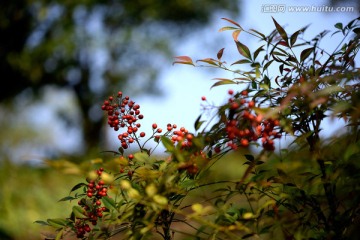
[197, 58, 219, 66]
[232, 30, 241, 41]
[56, 229, 64, 240]
[231, 59, 252, 65]
[300, 47, 314, 62]
[221, 17, 242, 28]
[58, 196, 77, 202]
[102, 196, 117, 210]
[47, 218, 68, 228]
[219, 26, 238, 32]
[173, 56, 195, 66]
[235, 41, 251, 60]
[217, 48, 225, 60]
[263, 60, 274, 71]
[72, 206, 88, 218]
[210, 79, 235, 89]
[290, 29, 302, 47]
[253, 45, 264, 60]
[194, 114, 203, 131]
[70, 183, 87, 193]
[34, 220, 50, 226]
[249, 29, 265, 39]
[272, 17, 288, 44]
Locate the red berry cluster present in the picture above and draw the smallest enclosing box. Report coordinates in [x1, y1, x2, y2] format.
[74, 168, 108, 238]
[101, 92, 145, 150]
[153, 123, 193, 148]
[74, 220, 91, 238]
[223, 90, 281, 151]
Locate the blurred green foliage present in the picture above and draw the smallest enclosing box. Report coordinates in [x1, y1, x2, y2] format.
[0, 160, 83, 239]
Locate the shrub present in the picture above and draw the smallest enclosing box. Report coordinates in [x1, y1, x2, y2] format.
[38, 16, 360, 240]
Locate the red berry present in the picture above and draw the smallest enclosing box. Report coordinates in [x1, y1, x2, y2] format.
[140, 132, 145, 137]
[230, 102, 239, 110]
[228, 89, 234, 95]
[201, 96, 206, 101]
[241, 138, 249, 147]
[248, 100, 255, 108]
[128, 154, 134, 160]
[98, 180, 105, 185]
[152, 123, 157, 129]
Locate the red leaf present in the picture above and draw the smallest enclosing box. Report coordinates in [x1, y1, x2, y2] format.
[217, 48, 225, 60]
[221, 18, 242, 29]
[173, 56, 195, 66]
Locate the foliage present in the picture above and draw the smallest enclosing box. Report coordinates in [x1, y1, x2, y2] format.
[39, 16, 360, 239]
[0, 160, 82, 240]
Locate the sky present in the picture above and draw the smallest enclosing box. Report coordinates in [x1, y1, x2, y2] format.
[114, 0, 359, 154]
[7, 0, 359, 163]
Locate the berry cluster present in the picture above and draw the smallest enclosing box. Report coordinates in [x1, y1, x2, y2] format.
[223, 90, 281, 151]
[74, 168, 108, 238]
[101, 92, 145, 150]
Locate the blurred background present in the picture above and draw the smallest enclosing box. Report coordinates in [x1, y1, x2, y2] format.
[0, 0, 358, 239]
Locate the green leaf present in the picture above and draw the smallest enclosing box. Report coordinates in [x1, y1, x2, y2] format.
[290, 29, 302, 47]
[300, 47, 314, 62]
[218, 26, 239, 32]
[56, 229, 64, 240]
[251, 81, 257, 89]
[210, 79, 235, 89]
[253, 45, 264, 60]
[249, 29, 266, 39]
[161, 136, 174, 152]
[263, 60, 274, 71]
[72, 205, 88, 218]
[272, 17, 288, 44]
[34, 220, 50, 226]
[334, 22, 343, 30]
[231, 59, 252, 65]
[244, 154, 254, 162]
[58, 196, 77, 202]
[235, 41, 252, 60]
[102, 196, 117, 210]
[47, 218, 68, 228]
[353, 27, 360, 34]
[70, 183, 87, 193]
[194, 114, 202, 131]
